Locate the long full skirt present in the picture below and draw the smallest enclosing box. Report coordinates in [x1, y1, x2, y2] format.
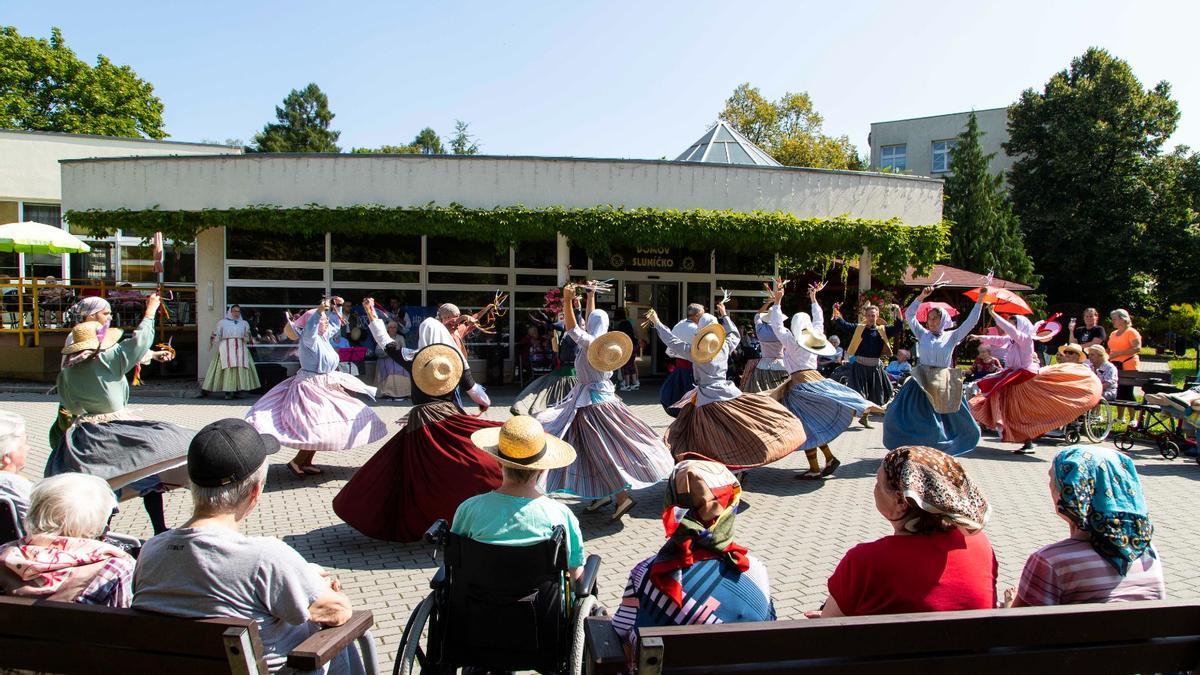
[781, 378, 874, 451]
[846, 362, 894, 406]
[374, 356, 411, 398]
[46, 416, 191, 491]
[332, 401, 502, 542]
[968, 364, 1102, 443]
[245, 370, 389, 451]
[511, 365, 579, 416]
[201, 358, 261, 393]
[659, 367, 696, 417]
[538, 399, 673, 500]
[666, 394, 807, 469]
[883, 379, 981, 456]
[742, 366, 789, 394]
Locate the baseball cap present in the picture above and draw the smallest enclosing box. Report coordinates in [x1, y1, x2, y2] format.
[188, 419, 280, 487]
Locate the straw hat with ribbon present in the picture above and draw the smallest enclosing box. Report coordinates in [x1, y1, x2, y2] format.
[588, 331, 632, 372]
[691, 322, 726, 364]
[61, 321, 123, 355]
[410, 344, 464, 397]
[471, 416, 577, 471]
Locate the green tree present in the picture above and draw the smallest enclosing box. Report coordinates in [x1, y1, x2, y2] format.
[1142, 147, 1200, 309]
[0, 26, 166, 138]
[718, 83, 864, 169]
[251, 83, 341, 152]
[1006, 47, 1180, 311]
[449, 119, 480, 155]
[409, 127, 444, 155]
[350, 145, 418, 154]
[944, 111, 1038, 285]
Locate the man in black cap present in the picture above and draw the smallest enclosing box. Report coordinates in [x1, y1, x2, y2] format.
[132, 419, 365, 674]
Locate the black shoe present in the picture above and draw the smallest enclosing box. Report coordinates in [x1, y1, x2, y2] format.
[820, 457, 841, 477]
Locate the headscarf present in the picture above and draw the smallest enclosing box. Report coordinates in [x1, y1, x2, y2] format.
[648, 460, 749, 607]
[926, 307, 955, 333]
[223, 306, 244, 324]
[402, 316, 465, 364]
[668, 319, 698, 358]
[696, 313, 718, 329]
[62, 297, 113, 367]
[1053, 446, 1154, 575]
[754, 313, 777, 342]
[883, 446, 990, 534]
[790, 311, 812, 336]
[214, 306, 247, 341]
[584, 309, 609, 338]
[1012, 315, 1036, 338]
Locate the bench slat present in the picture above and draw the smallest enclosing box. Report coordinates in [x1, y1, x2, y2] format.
[0, 635, 237, 675]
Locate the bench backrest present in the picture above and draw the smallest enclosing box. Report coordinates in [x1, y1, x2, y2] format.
[0, 595, 269, 674]
[633, 600, 1200, 674]
[0, 497, 22, 544]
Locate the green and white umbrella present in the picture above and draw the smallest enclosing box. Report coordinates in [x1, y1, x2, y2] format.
[0, 221, 91, 254]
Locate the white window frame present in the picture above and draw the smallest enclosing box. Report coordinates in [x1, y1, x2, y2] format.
[880, 144, 907, 172]
[931, 140, 958, 174]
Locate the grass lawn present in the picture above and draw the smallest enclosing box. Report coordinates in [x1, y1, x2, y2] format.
[1145, 347, 1199, 386]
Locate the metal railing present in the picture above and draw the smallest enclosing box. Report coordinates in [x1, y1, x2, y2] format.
[0, 278, 197, 347]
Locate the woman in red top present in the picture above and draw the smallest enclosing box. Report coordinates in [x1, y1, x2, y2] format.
[807, 446, 997, 617]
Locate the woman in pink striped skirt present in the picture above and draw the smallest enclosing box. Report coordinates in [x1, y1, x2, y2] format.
[245, 298, 388, 475]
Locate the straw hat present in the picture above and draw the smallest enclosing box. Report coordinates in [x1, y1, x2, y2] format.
[691, 322, 726, 364]
[797, 327, 837, 357]
[588, 331, 632, 372]
[283, 317, 301, 342]
[471, 416, 577, 471]
[61, 321, 122, 355]
[411, 344, 464, 397]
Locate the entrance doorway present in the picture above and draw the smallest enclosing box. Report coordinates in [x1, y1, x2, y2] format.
[622, 281, 680, 376]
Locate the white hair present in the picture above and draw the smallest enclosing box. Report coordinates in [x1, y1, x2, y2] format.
[189, 461, 268, 515]
[437, 303, 461, 320]
[829, 335, 841, 346]
[1110, 308, 1132, 324]
[25, 473, 117, 539]
[0, 411, 25, 459]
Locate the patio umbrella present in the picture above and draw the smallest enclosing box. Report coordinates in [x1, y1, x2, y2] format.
[0, 221, 91, 254]
[915, 301, 959, 322]
[963, 287, 1031, 315]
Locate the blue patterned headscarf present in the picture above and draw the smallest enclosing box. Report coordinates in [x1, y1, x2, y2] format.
[1053, 446, 1154, 575]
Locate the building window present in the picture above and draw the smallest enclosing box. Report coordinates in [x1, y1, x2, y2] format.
[931, 140, 958, 174]
[880, 144, 906, 172]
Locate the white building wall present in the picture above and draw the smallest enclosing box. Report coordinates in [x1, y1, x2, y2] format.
[0, 130, 240, 203]
[61, 155, 944, 226]
[869, 108, 1011, 179]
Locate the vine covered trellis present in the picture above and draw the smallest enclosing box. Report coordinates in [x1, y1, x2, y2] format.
[65, 203, 947, 284]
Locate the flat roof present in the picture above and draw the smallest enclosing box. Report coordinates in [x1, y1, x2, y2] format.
[870, 106, 1009, 127]
[58, 152, 944, 184]
[0, 128, 241, 149]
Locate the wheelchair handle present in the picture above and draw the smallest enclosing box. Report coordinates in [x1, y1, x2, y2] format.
[425, 519, 449, 546]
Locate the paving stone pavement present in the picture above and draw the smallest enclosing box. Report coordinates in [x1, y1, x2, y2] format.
[4, 387, 1198, 671]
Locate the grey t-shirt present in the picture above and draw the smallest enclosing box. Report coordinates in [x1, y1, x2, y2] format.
[133, 527, 361, 674]
[0, 472, 33, 528]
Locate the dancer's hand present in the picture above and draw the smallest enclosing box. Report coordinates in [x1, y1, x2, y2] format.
[918, 286, 934, 300]
[150, 350, 174, 362]
[143, 292, 161, 319]
[808, 281, 826, 302]
[645, 308, 660, 326]
[715, 302, 727, 319]
[362, 297, 377, 322]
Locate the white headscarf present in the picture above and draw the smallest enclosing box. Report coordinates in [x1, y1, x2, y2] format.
[215, 306, 248, 341]
[790, 312, 812, 336]
[62, 297, 114, 366]
[1013, 315, 1036, 339]
[585, 309, 609, 338]
[926, 307, 955, 334]
[402, 316, 465, 364]
[668, 319, 699, 358]
[696, 313, 718, 329]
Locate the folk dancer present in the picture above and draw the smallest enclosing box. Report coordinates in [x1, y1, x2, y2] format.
[511, 293, 585, 416]
[741, 298, 789, 394]
[658, 304, 703, 417]
[882, 280, 989, 456]
[201, 304, 260, 399]
[650, 298, 806, 470]
[830, 301, 904, 425]
[536, 284, 672, 521]
[245, 298, 389, 475]
[769, 281, 884, 479]
[48, 292, 188, 534]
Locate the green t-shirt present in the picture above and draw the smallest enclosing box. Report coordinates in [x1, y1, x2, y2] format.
[451, 492, 585, 568]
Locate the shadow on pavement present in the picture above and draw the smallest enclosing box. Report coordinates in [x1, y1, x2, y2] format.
[263, 462, 358, 491]
[282, 523, 440, 572]
[1135, 461, 1200, 480]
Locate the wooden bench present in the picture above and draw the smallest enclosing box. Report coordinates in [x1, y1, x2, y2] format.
[1116, 369, 1175, 401]
[583, 600, 1200, 674]
[0, 595, 377, 674]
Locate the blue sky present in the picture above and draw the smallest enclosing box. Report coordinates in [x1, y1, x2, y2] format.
[8, 1, 1200, 157]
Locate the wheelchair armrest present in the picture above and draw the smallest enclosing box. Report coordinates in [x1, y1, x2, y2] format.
[424, 519, 449, 546]
[102, 532, 144, 559]
[286, 610, 375, 672]
[583, 616, 627, 674]
[575, 554, 602, 598]
[430, 565, 446, 590]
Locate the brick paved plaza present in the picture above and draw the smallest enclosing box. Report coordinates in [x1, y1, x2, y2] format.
[5, 388, 1198, 670]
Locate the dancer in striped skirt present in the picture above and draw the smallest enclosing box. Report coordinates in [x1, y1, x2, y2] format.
[245, 297, 388, 476]
[536, 283, 673, 522]
[768, 280, 883, 479]
[658, 307, 702, 416]
[741, 300, 789, 394]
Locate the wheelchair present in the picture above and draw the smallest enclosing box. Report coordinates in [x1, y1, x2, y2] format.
[394, 519, 605, 675]
[1058, 398, 1115, 445]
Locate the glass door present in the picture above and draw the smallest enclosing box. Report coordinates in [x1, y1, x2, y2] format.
[622, 281, 680, 375]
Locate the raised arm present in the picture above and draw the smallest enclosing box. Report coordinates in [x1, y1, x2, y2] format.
[105, 293, 160, 374]
[649, 310, 690, 358]
[364, 298, 410, 365]
[807, 282, 826, 334]
[716, 303, 740, 351]
[991, 310, 1023, 340]
[768, 303, 798, 350]
[563, 286, 579, 333]
[947, 299, 985, 345]
[905, 296, 930, 340]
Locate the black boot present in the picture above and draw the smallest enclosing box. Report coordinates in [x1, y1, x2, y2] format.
[143, 491, 169, 535]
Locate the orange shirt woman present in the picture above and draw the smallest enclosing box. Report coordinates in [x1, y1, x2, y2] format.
[1106, 309, 1141, 372]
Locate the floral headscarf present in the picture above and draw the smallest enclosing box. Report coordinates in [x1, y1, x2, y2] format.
[648, 460, 749, 607]
[883, 446, 990, 533]
[1053, 446, 1154, 575]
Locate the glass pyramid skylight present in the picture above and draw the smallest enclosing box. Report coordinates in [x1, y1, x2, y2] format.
[674, 121, 782, 166]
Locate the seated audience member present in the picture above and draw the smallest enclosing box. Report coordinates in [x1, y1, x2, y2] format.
[0, 411, 33, 522]
[0, 473, 133, 607]
[966, 344, 1003, 383]
[1056, 343, 1085, 365]
[818, 334, 845, 369]
[884, 348, 912, 381]
[1008, 446, 1164, 607]
[1085, 345, 1119, 401]
[808, 446, 996, 617]
[133, 419, 363, 675]
[612, 461, 773, 648]
[458, 416, 585, 576]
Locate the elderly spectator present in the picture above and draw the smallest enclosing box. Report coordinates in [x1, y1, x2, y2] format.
[1068, 308, 1107, 348]
[966, 344, 1003, 383]
[1008, 446, 1164, 607]
[1056, 343, 1085, 365]
[0, 473, 133, 607]
[884, 348, 912, 382]
[1107, 309, 1142, 400]
[612, 461, 773, 649]
[819, 334, 846, 370]
[1086, 344, 1119, 401]
[133, 419, 363, 674]
[0, 411, 32, 522]
[807, 446, 996, 617]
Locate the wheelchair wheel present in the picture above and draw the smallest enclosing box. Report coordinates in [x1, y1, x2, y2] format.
[395, 592, 436, 675]
[1114, 431, 1135, 451]
[1063, 428, 1081, 445]
[1083, 401, 1113, 443]
[1160, 440, 1180, 460]
[568, 595, 606, 675]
